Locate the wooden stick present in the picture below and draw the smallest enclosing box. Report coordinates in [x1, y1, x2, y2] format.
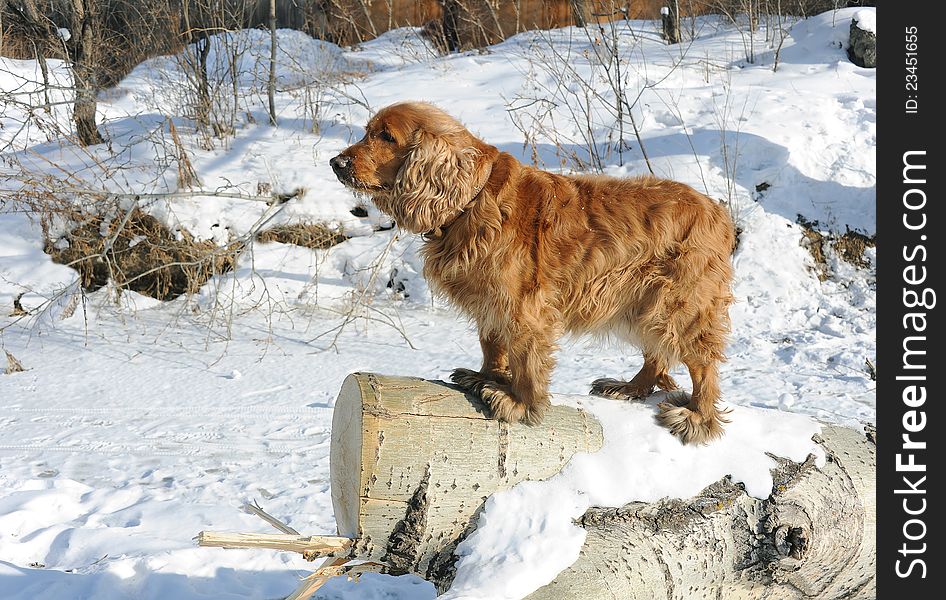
[195, 532, 352, 558]
[285, 557, 349, 600]
[285, 559, 385, 600]
[243, 500, 300, 535]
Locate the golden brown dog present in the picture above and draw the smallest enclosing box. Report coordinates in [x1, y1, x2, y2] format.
[330, 101, 735, 444]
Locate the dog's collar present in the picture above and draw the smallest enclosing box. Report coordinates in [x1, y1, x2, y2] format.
[468, 163, 493, 204]
[426, 164, 493, 239]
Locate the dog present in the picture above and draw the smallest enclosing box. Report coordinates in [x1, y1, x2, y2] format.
[330, 102, 735, 444]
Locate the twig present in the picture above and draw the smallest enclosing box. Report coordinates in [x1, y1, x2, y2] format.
[243, 500, 300, 535]
[285, 559, 385, 600]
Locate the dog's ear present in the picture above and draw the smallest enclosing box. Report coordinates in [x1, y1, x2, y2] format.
[391, 130, 488, 233]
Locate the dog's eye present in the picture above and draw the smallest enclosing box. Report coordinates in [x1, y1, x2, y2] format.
[378, 130, 396, 144]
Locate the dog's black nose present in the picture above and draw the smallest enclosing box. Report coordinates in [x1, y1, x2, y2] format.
[330, 155, 352, 174]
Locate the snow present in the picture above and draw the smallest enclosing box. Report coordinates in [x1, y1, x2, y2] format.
[854, 9, 876, 34]
[1, 8, 874, 600]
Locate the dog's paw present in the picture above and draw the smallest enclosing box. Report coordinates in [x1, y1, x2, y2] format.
[452, 367, 511, 387]
[451, 368, 546, 425]
[655, 394, 725, 445]
[451, 368, 487, 392]
[481, 385, 545, 425]
[590, 377, 654, 400]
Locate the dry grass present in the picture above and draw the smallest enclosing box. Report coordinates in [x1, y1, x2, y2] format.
[796, 215, 875, 281]
[4, 350, 25, 374]
[831, 228, 875, 270]
[256, 223, 346, 250]
[797, 220, 828, 281]
[46, 209, 242, 301]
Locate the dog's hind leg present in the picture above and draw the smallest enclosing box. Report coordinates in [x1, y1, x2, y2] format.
[656, 359, 728, 444]
[591, 353, 679, 400]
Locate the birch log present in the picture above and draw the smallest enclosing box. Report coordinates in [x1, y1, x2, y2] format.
[525, 424, 876, 600]
[330, 373, 875, 599]
[329, 373, 604, 580]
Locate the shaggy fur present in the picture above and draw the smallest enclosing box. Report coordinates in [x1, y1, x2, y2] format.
[330, 102, 736, 444]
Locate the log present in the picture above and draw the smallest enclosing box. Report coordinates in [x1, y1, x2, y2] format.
[329, 373, 604, 580]
[330, 373, 875, 599]
[524, 425, 876, 599]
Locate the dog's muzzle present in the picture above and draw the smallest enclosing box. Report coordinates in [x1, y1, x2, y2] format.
[330, 155, 353, 183]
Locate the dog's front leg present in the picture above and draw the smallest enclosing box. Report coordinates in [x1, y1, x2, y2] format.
[451, 317, 556, 425]
[503, 321, 555, 425]
[478, 330, 511, 383]
[451, 331, 511, 403]
[451, 332, 509, 382]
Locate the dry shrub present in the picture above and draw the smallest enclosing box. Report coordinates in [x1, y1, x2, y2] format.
[796, 215, 874, 281]
[797, 220, 828, 281]
[169, 121, 201, 190]
[46, 209, 242, 301]
[831, 229, 875, 270]
[256, 223, 346, 250]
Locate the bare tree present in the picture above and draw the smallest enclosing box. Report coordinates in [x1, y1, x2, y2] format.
[662, 2, 681, 44]
[570, 0, 585, 27]
[267, 0, 277, 125]
[0, 0, 5, 56]
[66, 0, 105, 145]
[440, 0, 461, 51]
[4, 0, 103, 145]
[175, 0, 254, 143]
[506, 16, 685, 174]
[7, 0, 55, 106]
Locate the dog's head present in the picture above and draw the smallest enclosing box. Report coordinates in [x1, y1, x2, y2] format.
[330, 102, 494, 233]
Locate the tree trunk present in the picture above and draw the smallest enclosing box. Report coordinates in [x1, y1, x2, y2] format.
[11, 0, 53, 109]
[662, 3, 681, 45]
[524, 425, 875, 599]
[439, 0, 461, 52]
[570, 0, 586, 27]
[267, 0, 277, 126]
[331, 373, 875, 599]
[68, 0, 104, 146]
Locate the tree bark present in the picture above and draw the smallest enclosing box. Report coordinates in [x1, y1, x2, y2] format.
[439, 0, 461, 52]
[9, 0, 54, 109]
[67, 0, 104, 146]
[331, 373, 875, 599]
[524, 425, 875, 599]
[570, 0, 586, 27]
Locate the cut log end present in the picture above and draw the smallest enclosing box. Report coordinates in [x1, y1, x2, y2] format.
[330, 374, 364, 538]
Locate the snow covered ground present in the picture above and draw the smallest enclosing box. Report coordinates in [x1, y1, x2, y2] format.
[1, 8, 874, 599]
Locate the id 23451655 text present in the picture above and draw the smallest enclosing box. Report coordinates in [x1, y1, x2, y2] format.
[905, 26, 918, 114]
